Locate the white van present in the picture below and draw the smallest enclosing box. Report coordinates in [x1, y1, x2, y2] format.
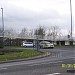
[21, 42, 34, 47]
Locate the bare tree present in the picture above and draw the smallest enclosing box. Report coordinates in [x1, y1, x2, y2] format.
[28, 29, 34, 38]
[34, 26, 46, 39]
[47, 26, 60, 41]
[18, 28, 27, 38]
[4, 28, 16, 37]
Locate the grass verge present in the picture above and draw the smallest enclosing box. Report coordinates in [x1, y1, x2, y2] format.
[0, 47, 42, 61]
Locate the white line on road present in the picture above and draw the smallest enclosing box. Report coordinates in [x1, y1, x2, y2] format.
[0, 68, 7, 70]
[49, 61, 63, 64]
[46, 73, 61, 75]
[28, 61, 63, 66]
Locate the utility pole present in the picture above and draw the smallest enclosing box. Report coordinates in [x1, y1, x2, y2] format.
[70, 0, 72, 39]
[53, 27, 55, 43]
[69, 0, 73, 46]
[1, 8, 4, 48]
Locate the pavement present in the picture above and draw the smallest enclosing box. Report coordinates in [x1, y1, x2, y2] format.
[0, 51, 51, 64]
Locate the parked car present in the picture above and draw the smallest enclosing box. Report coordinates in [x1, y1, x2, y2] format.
[21, 42, 34, 47]
[39, 41, 54, 48]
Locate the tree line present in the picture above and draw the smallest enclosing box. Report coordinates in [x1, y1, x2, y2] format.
[0, 25, 70, 40]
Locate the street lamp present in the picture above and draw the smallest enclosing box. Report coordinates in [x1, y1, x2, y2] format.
[1, 8, 4, 48]
[70, 0, 72, 39]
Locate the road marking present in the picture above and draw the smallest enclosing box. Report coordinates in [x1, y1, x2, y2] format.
[28, 61, 63, 66]
[28, 64, 41, 66]
[49, 61, 63, 64]
[0, 68, 7, 70]
[43, 61, 63, 64]
[46, 73, 61, 75]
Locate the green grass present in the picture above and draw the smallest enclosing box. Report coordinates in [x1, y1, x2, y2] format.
[0, 47, 42, 61]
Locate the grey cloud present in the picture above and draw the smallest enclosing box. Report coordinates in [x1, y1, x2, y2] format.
[0, 2, 71, 33]
[2, 5, 61, 22]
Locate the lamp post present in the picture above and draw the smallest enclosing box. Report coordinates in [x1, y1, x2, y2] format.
[69, 0, 73, 46]
[70, 0, 72, 39]
[1, 8, 4, 48]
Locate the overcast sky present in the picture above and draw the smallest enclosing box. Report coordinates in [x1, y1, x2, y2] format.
[0, 0, 75, 36]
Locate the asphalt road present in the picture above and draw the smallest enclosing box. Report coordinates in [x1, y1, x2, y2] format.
[0, 46, 75, 75]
